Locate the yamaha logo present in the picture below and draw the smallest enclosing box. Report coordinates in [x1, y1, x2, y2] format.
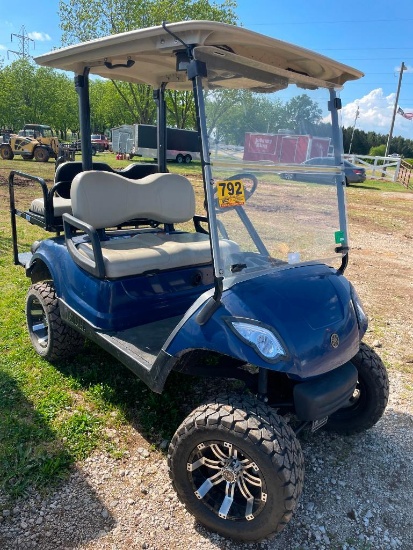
[330, 334, 340, 348]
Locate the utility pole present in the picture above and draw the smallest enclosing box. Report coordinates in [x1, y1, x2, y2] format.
[348, 105, 359, 154]
[7, 26, 35, 60]
[385, 62, 406, 157]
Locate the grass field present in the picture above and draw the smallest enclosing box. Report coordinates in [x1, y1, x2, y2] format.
[0, 152, 411, 502]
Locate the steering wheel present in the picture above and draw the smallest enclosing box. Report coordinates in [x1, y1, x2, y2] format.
[228, 173, 258, 201]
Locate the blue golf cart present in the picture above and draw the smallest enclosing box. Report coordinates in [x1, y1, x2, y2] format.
[9, 21, 389, 541]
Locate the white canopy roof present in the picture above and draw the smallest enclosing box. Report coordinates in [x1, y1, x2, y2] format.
[35, 20, 363, 90]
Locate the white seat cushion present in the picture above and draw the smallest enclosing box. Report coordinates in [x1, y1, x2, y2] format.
[30, 197, 72, 217]
[77, 231, 239, 278]
[71, 171, 195, 229]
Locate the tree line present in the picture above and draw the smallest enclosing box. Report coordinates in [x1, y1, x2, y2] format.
[0, 0, 237, 139]
[342, 127, 413, 158]
[2, 54, 413, 159]
[2, 0, 412, 157]
[0, 57, 326, 144]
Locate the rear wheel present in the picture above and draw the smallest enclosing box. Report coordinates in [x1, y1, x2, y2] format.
[184, 154, 192, 163]
[168, 394, 304, 541]
[325, 342, 389, 435]
[0, 144, 14, 160]
[26, 281, 84, 361]
[34, 147, 50, 162]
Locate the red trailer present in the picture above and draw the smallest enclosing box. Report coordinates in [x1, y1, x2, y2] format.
[243, 132, 331, 164]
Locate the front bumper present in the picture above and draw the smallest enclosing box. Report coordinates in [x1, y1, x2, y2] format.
[293, 362, 357, 421]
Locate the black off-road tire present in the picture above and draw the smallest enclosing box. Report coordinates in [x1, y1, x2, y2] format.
[168, 394, 304, 541]
[26, 281, 84, 361]
[34, 147, 50, 162]
[325, 342, 389, 435]
[0, 144, 14, 160]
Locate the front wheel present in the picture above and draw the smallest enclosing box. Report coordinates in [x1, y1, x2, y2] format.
[280, 172, 295, 181]
[0, 144, 14, 160]
[168, 394, 304, 541]
[26, 281, 84, 361]
[176, 154, 184, 163]
[34, 147, 50, 162]
[325, 342, 389, 435]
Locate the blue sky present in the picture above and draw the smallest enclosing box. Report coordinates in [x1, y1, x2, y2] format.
[1, 0, 413, 138]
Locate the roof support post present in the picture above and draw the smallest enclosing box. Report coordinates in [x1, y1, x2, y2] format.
[154, 84, 167, 173]
[329, 89, 349, 273]
[75, 69, 93, 171]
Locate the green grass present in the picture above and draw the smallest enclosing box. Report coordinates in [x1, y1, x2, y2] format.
[348, 178, 412, 193]
[0, 248, 203, 500]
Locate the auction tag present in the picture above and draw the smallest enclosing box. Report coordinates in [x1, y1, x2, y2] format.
[216, 179, 245, 208]
[311, 416, 328, 432]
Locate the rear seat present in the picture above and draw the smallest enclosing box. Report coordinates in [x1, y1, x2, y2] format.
[27, 161, 159, 228]
[64, 170, 239, 279]
[29, 196, 72, 218]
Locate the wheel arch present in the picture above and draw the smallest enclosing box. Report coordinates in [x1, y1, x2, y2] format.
[27, 258, 53, 284]
[172, 348, 248, 378]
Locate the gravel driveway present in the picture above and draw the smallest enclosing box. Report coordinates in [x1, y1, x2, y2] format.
[1, 188, 412, 550]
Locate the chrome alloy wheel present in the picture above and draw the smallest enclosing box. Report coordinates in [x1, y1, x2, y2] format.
[187, 440, 267, 521]
[27, 295, 49, 350]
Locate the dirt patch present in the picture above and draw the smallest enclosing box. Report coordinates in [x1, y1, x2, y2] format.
[345, 187, 413, 378]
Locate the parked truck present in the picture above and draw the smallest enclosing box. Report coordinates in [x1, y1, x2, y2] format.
[243, 131, 331, 164]
[112, 123, 200, 163]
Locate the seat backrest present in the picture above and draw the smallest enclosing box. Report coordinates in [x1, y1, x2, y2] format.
[54, 161, 114, 198]
[71, 171, 195, 229]
[120, 163, 158, 179]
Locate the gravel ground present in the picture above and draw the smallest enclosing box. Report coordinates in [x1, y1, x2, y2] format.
[1, 189, 412, 550]
[0, 381, 412, 550]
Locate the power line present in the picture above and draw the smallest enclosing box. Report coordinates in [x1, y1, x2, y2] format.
[7, 26, 35, 60]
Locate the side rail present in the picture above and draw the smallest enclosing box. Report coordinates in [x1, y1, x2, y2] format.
[9, 170, 48, 265]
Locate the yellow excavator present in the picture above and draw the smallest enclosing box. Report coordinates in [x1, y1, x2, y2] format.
[0, 124, 60, 162]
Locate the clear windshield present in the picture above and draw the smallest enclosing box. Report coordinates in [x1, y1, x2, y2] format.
[196, 48, 347, 282]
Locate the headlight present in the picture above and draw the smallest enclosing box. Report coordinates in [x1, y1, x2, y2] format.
[230, 320, 286, 362]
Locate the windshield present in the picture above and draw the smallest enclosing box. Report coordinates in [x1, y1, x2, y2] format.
[196, 48, 347, 283]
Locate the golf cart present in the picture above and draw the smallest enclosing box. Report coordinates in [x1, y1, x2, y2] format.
[9, 21, 389, 541]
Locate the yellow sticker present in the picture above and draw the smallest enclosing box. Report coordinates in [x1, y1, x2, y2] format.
[216, 179, 246, 208]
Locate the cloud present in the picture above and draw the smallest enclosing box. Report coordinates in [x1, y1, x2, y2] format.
[0, 45, 7, 51]
[341, 88, 413, 139]
[27, 32, 51, 42]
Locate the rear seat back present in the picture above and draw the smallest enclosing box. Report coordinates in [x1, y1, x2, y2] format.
[71, 171, 195, 229]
